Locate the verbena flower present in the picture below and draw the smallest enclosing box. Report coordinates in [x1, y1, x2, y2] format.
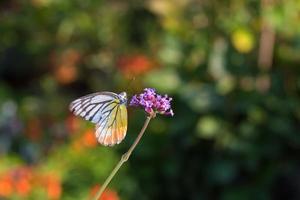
[130, 88, 174, 116]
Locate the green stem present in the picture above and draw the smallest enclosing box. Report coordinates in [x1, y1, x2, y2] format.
[93, 115, 153, 200]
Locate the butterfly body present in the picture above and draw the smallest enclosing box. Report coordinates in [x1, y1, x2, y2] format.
[69, 92, 128, 146]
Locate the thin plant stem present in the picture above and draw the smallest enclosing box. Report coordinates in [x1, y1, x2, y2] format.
[93, 114, 154, 200]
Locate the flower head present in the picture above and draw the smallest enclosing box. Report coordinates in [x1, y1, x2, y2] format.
[130, 88, 174, 116]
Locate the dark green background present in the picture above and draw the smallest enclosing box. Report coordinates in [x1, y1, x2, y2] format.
[1, 0, 300, 199]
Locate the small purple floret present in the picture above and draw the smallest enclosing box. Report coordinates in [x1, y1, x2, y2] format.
[130, 88, 174, 116]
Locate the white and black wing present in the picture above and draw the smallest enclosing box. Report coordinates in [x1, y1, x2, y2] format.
[69, 92, 119, 124]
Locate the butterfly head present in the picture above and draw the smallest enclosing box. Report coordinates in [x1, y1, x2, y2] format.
[118, 92, 127, 104]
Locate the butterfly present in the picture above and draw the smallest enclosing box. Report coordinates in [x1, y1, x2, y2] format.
[69, 91, 127, 146]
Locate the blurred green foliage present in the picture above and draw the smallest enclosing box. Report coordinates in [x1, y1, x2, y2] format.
[1, 0, 300, 199]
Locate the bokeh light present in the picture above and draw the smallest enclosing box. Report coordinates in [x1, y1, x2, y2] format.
[0, 0, 300, 199]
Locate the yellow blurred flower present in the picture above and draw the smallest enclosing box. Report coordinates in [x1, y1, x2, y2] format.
[148, 0, 176, 16]
[147, 0, 189, 32]
[231, 29, 255, 53]
[196, 116, 221, 139]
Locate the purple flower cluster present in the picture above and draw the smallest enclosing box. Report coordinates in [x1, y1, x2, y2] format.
[130, 88, 174, 116]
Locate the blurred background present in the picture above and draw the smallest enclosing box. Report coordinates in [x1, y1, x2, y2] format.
[0, 0, 300, 199]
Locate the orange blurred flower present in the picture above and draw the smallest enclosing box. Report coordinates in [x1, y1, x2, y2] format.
[0, 166, 33, 198]
[51, 49, 81, 84]
[71, 128, 97, 151]
[82, 129, 97, 147]
[15, 178, 31, 197]
[12, 167, 33, 197]
[117, 54, 156, 78]
[0, 175, 13, 197]
[14, 166, 33, 180]
[55, 65, 78, 84]
[101, 190, 120, 200]
[66, 114, 82, 134]
[43, 174, 62, 200]
[90, 185, 119, 200]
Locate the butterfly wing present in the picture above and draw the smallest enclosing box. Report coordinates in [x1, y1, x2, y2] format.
[69, 92, 119, 123]
[69, 92, 128, 146]
[95, 103, 127, 146]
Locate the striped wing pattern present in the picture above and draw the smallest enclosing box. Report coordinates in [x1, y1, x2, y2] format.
[69, 92, 128, 146]
[95, 104, 127, 145]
